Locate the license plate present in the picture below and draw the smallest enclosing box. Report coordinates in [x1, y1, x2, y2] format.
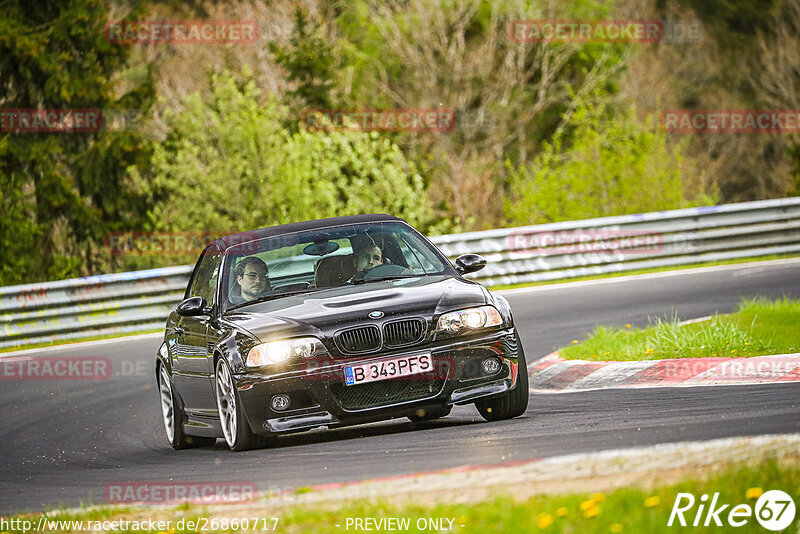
[344, 353, 433, 386]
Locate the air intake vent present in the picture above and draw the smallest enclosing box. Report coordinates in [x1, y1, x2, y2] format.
[383, 318, 426, 348]
[331, 378, 445, 410]
[335, 325, 381, 354]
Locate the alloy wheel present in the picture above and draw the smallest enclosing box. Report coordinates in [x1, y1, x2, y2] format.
[215, 359, 238, 448]
[158, 365, 175, 442]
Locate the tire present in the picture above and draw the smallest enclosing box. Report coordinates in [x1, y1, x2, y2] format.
[408, 405, 452, 422]
[158, 364, 216, 449]
[475, 334, 529, 422]
[214, 358, 271, 451]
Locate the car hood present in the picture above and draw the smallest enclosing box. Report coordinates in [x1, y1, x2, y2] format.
[221, 275, 488, 342]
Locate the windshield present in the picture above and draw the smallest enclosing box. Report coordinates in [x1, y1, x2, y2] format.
[221, 222, 452, 310]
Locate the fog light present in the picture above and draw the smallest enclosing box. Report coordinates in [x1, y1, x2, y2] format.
[271, 394, 290, 411]
[483, 358, 501, 374]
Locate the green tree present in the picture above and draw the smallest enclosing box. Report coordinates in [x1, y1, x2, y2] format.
[334, 0, 628, 228]
[269, 7, 336, 115]
[0, 0, 154, 284]
[504, 102, 716, 225]
[134, 70, 435, 235]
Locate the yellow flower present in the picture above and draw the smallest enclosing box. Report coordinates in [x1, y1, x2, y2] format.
[625, 324, 631, 328]
[579, 499, 596, 511]
[644, 496, 660, 507]
[745, 342, 750, 345]
[591, 492, 606, 502]
[537, 513, 553, 529]
[605, 352, 610, 356]
[746, 487, 763, 499]
[610, 524, 624, 533]
[646, 348, 654, 354]
[584, 506, 600, 518]
[556, 507, 568, 517]
[572, 340, 579, 344]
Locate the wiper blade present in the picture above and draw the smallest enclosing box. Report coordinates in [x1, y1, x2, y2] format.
[229, 289, 316, 309]
[350, 274, 419, 285]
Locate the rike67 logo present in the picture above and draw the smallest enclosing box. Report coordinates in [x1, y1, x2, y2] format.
[668, 490, 796, 531]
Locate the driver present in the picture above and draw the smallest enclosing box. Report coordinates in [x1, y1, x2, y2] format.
[231, 256, 270, 304]
[353, 243, 384, 272]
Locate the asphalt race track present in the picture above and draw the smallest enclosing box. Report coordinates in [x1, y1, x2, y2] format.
[2, 260, 799, 513]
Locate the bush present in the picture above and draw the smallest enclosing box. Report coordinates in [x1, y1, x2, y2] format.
[134, 70, 435, 236]
[504, 102, 717, 225]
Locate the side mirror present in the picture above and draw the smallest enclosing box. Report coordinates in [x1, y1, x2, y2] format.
[176, 296, 210, 317]
[455, 254, 487, 275]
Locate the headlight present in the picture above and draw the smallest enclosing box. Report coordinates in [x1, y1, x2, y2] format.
[247, 336, 326, 367]
[436, 306, 503, 335]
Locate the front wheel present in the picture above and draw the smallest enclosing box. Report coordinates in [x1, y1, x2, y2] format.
[475, 335, 529, 422]
[215, 359, 271, 451]
[158, 364, 215, 449]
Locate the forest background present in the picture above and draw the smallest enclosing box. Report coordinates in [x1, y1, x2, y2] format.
[1, 0, 797, 284]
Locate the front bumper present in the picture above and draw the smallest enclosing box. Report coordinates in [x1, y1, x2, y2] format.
[234, 328, 520, 435]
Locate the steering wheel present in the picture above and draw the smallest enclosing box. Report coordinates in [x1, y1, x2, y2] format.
[350, 263, 410, 283]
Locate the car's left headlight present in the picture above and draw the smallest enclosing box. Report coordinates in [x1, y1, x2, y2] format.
[246, 336, 327, 368]
[436, 306, 503, 335]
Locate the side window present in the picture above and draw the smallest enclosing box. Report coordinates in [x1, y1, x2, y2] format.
[395, 233, 437, 273]
[187, 247, 221, 305]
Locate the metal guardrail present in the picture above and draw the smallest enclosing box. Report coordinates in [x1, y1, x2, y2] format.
[437, 196, 800, 286]
[2, 197, 799, 349]
[0, 266, 192, 349]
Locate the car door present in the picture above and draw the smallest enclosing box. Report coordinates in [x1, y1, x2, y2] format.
[172, 245, 222, 416]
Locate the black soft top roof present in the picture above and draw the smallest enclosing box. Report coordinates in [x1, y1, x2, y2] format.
[213, 214, 407, 251]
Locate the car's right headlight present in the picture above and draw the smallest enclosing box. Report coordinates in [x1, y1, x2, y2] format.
[246, 336, 327, 368]
[436, 306, 503, 335]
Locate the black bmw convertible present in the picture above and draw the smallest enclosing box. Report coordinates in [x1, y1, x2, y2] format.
[156, 214, 528, 451]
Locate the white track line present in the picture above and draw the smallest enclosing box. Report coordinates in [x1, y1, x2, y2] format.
[527, 360, 579, 386]
[499, 257, 800, 295]
[562, 360, 656, 391]
[0, 332, 163, 358]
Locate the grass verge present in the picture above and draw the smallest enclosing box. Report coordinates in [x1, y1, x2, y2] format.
[5, 456, 799, 533]
[560, 298, 800, 361]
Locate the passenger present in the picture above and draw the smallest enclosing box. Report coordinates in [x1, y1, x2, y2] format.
[231, 256, 270, 304]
